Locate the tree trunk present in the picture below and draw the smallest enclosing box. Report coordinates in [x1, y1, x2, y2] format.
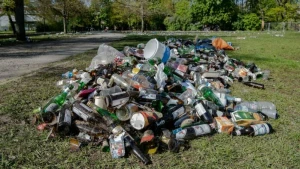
[7, 13, 16, 35]
[14, 0, 26, 41]
[141, 2, 144, 32]
[63, 15, 67, 33]
[261, 11, 265, 31]
[63, 1, 67, 33]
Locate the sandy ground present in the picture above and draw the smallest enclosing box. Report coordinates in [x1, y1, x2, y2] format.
[0, 33, 125, 84]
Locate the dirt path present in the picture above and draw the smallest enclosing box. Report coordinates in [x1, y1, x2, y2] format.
[0, 33, 125, 84]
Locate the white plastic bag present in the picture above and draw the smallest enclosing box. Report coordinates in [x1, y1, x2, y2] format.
[89, 44, 125, 69]
[154, 63, 167, 89]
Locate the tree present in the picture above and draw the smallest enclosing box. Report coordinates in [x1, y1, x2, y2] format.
[0, 0, 26, 40]
[114, 0, 164, 32]
[14, 0, 25, 40]
[89, 0, 111, 30]
[191, 0, 238, 30]
[0, 0, 16, 34]
[164, 0, 193, 31]
[51, 0, 87, 33]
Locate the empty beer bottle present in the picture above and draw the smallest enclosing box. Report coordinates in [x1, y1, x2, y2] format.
[198, 85, 224, 108]
[124, 135, 151, 165]
[155, 105, 186, 129]
[232, 123, 273, 136]
[174, 124, 212, 140]
[57, 104, 72, 135]
[72, 101, 100, 122]
[41, 85, 73, 114]
[87, 101, 119, 126]
[193, 100, 214, 124]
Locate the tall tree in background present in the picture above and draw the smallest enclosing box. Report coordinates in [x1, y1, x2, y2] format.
[0, 0, 16, 34]
[114, 0, 164, 32]
[89, 0, 111, 30]
[14, 0, 25, 40]
[191, 0, 238, 30]
[51, 0, 86, 33]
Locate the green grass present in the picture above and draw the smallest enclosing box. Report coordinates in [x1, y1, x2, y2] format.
[0, 33, 83, 46]
[1, 32, 300, 168]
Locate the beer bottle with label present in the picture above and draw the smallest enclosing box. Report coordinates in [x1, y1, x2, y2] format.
[105, 91, 130, 107]
[41, 86, 73, 114]
[174, 124, 212, 140]
[87, 101, 119, 126]
[193, 100, 214, 124]
[57, 104, 72, 136]
[232, 123, 273, 136]
[155, 105, 186, 129]
[72, 101, 100, 122]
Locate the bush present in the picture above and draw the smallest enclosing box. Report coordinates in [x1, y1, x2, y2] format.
[36, 21, 63, 32]
[242, 13, 261, 31]
[233, 13, 261, 31]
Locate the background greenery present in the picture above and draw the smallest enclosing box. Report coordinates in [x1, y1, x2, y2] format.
[0, 32, 299, 168]
[1, 0, 300, 33]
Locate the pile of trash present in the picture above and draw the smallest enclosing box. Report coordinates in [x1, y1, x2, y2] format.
[33, 37, 278, 165]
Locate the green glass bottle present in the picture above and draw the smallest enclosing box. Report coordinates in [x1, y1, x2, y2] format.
[86, 101, 119, 126]
[163, 66, 173, 76]
[151, 100, 164, 112]
[198, 85, 224, 108]
[41, 86, 72, 113]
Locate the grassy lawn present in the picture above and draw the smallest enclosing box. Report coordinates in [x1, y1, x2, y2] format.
[0, 32, 84, 46]
[0, 32, 300, 168]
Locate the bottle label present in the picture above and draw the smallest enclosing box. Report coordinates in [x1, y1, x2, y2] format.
[108, 92, 130, 107]
[142, 94, 156, 100]
[195, 103, 206, 117]
[109, 133, 125, 158]
[45, 103, 59, 113]
[192, 124, 211, 136]
[251, 124, 270, 136]
[175, 129, 187, 140]
[72, 106, 89, 121]
[64, 109, 72, 125]
[175, 70, 185, 77]
[79, 103, 93, 112]
[171, 106, 185, 119]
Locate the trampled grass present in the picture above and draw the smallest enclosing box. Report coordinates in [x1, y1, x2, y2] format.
[0, 32, 300, 168]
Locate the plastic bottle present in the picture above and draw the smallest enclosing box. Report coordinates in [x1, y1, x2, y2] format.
[232, 123, 273, 136]
[234, 101, 278, 119]
[108, 74, 130, 90]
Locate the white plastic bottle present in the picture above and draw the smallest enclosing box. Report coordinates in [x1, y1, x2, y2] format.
[234, 101, 278, 119]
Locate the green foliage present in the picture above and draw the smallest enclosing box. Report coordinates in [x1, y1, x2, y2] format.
[36, 21, 63, 32]
[191, 0, 238, 30]
[164, 0, 192, 31]
[243, 13, 261, 30]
